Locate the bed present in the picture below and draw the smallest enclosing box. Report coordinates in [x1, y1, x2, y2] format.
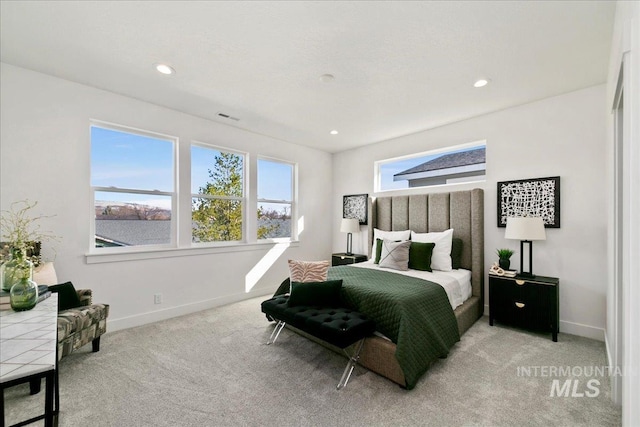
[275, 188, 484, 389]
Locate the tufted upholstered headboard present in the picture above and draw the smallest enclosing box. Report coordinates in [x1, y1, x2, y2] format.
[367, 188, 484, 300]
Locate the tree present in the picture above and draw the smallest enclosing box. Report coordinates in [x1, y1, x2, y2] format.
[192, 152, 244, 242]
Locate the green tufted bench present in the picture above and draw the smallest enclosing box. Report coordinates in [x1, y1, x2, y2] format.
[261, 294, 375, 389]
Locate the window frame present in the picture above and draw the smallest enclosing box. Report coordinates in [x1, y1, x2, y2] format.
[89, 121, 178, 253]
[86, 121, 301, 263]
[256, 156, 297, 241]
[190, 142, 247, 245]
[374, 140, 486, 193]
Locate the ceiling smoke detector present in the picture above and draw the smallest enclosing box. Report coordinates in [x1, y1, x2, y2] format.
[319, 74, 335, 83]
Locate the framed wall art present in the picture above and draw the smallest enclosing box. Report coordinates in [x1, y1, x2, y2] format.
[497, 176, 560, 228]
[343, 194, 368, 225]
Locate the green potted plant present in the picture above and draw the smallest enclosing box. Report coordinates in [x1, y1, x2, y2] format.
[496, 248, 515, 270]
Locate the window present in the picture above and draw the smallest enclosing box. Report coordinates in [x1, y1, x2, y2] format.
[91, 124, 176, 248]
[90, 121, 298, 258]
[191, 144, 245, 243]
[257, 158, 294, 239]
[376, 141, 486, 192]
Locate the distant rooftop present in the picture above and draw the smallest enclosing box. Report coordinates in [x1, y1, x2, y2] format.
[395, 147, 486, 177]
[95, 220, 170, 246]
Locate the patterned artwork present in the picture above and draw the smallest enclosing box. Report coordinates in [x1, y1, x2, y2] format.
[497, 176, 560, 228]
[343, 194, 368, 225]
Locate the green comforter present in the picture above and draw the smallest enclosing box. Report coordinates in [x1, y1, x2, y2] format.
[275, 265, 460, 389]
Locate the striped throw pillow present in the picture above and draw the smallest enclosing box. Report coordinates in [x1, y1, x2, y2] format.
[288, 260, 330, 283]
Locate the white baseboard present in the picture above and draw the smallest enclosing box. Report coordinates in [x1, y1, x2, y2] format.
[106, 287, 274, 333]
[483, 303, 605, 341]
[559, 320, 605, 341]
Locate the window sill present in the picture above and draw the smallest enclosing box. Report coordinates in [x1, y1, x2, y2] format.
[85, 240, 299, 264]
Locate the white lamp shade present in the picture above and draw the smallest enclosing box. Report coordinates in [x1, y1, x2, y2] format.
[340, 218, 360, 233]
[504, 217, 546, 241]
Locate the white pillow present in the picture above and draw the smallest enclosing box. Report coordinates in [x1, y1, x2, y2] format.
[410, 229, 454, 271]
[371, 228, 410, 256]
[378, 239, 410, 271]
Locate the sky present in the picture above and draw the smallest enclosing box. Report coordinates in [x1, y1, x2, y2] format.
[91, 126, 292, 210]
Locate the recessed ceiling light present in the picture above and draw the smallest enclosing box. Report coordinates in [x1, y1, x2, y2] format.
[320, 74, 335, 83]
[474, 79, 489, 88]
[155, 64, 175, 75]
[330, 130, 339, 135]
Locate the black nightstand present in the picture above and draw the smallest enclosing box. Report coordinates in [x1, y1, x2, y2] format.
[332, 253, 367, 266]
[489, 274, 559, 342]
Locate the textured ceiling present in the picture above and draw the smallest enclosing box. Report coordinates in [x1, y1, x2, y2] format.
[0, 1, 615, 153]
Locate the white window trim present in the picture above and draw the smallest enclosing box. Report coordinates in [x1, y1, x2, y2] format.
[89, 121, 178, 253]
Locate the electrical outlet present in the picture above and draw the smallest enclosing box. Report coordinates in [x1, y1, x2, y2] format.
[154, 294, 162, 304]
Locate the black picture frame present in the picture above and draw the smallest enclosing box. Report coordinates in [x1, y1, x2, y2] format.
[343, 194, 368, 225]
[497, 176, 560, 228]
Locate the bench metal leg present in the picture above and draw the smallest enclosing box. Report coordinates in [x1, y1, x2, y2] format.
[337, 338, 366, 390]
[267, 320, 286, 345]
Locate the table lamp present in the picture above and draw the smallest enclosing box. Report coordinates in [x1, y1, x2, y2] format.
[340, 218, 359, 255]
[504, 217, 546, 278]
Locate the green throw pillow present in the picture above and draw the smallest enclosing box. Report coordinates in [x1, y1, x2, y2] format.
[408, 242, 436, 271]
[374, 238, 383, 264]
[49, 281, 82, 311]
[451, 238, 463, 269]
[288, 280, 343, 307]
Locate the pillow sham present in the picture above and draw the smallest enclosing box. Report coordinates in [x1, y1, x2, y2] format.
[288, 280, 343, 307]
[408, 241, 436, 271]
[288, 260, 330, 283]
[378, 239, 411, 271]
[410, 229, 454, 271]
[451, 238, 463, 270]
[371, 228, 410, 257]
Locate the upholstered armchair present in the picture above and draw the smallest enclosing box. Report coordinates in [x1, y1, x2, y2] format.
[33, 263, 110, 360]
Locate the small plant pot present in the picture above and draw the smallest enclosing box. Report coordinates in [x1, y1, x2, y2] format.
[498, 259, 511, 270]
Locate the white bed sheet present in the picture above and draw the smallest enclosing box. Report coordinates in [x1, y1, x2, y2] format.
[349, 260, 472, 310]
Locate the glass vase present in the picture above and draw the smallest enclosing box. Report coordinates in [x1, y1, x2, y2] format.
[1, 249, 33, 292]
[10, 277, 39, 311]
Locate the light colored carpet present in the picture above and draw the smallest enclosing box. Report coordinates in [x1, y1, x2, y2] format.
[4, 296, 621, 426]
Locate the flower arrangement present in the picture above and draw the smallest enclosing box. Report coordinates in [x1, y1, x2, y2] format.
[1, 200, 57, 291]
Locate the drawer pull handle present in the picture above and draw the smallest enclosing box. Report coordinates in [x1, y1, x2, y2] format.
[515, 302, 525, 308]
[515, 280, 525, 286]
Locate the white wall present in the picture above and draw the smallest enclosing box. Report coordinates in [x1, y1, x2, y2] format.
[333, 84, 608, 341]
[0, 63, 333, 331]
